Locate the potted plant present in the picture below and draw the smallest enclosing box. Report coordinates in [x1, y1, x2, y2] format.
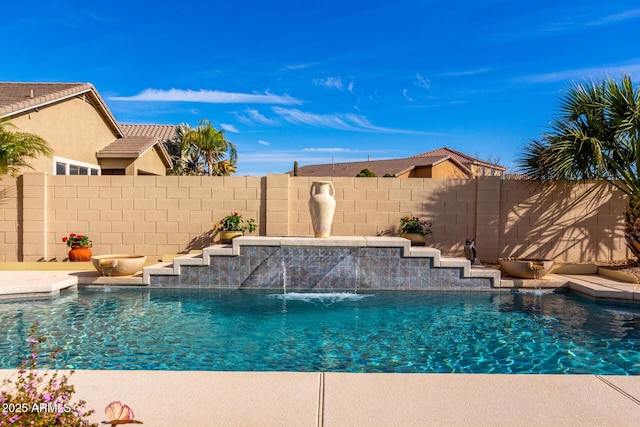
[213, 212, 257, 243]
[399, 215, 433, 246]
[62, 233, 93, 261]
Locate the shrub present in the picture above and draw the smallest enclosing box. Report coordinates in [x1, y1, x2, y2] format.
[399, 215, 433, 235]
[0, 322, 97, 426]
[213, 212, 257, 235]
[356, 168, 376, 177]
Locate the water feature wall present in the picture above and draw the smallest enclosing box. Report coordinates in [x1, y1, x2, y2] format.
[145, 237, 500, 290]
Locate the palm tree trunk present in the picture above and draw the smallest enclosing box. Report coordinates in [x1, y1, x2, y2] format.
[624, 195, 640, 261]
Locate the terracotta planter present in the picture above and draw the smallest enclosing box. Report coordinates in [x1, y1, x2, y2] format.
[400, 233, 430, 246]
[218, 230, 243, 244]
[68, 246, 92, 262]
[309, 181, 336, 238]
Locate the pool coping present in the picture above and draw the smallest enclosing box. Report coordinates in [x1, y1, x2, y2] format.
[2, 267, 640, 303]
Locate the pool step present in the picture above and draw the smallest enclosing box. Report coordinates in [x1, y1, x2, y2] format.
[142, 237, 501, 286]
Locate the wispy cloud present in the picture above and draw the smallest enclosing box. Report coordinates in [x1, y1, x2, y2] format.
[347, 81, 355, 93]
[235, 108, 278, 126]
[281, 63, 317, 71]
[587, 8, 640, 26]
[517, 61, 640, 84]
[403, 89, 414, 102]
[313, 77, 344, 90]
[437, 68, 492, 77]
[272, 107, 430, 134]
[110, 88, 302, 105]
[302, 147, 362, 153]
[258, 140, 270, 146]
[220, 124, 239, 133]
[414, 73, 431, 90]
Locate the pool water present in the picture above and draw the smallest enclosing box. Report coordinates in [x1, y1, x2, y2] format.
[1, 288, 639, 374]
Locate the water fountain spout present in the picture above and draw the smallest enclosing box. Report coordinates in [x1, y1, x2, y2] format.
[281, 259, 288, 295]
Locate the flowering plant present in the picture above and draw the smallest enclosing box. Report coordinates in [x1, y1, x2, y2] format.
[62, 233, 92, 248]
[213, 212, 257, 235]
[0, 322, 97, 426]
[399, 215, 433, 235]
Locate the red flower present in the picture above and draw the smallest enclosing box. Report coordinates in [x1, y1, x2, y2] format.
[62, 237, 68, 243]
[70, 233, 76, 237]
[233, 212, 238, 216]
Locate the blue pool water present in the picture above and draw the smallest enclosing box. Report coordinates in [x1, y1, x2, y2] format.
[0, 288, 639, 374]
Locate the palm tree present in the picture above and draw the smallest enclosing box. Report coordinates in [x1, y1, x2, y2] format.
[518, 75, 640, 259]
[0, 119, 52, 177]
[182, 120, 237, 176]
[166, 124, 205, 176]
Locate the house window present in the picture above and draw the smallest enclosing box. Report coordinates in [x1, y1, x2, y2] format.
[53, 157, 100, 176]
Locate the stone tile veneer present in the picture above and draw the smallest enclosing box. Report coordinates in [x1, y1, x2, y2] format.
[149, 239, 494, 290]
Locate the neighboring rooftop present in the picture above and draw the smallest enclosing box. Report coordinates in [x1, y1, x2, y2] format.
[290, 155, 470, 178]
[413, 147, 506, 171]
[0, 82, 122, 136]
[120, 124, 178, 143]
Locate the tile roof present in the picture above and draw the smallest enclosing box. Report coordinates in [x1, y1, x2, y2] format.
[291, 155, 469, 177]
[120, 124, 177, 142]
[412, 147, 506, 170]
[0, 82, 123, 136]
[97, 136, 157, 158]
[97, 136, 173, 168]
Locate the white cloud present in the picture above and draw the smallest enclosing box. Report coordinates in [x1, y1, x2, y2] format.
[272, 107, 431, 135]
[258, 140, 270, 146]
[347, 81, 355, 93]
[414, 73, 431, 90]
[220, 124, 239, 133]
[236, 108, 278, 125]
[302, 147, 359, 153]
[438, 68, 492, 77]
[281, 62, 317, 70]
[403, 89, 414, 102]
[313, 77, 344, 90]
[587, 8, 640, 26]
[110, 88, 302, 105]
[517, 61, 640, 84]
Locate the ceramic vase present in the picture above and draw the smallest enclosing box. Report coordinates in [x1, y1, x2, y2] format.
[309, 181, 336, 238]
[69, 246, 92, 262]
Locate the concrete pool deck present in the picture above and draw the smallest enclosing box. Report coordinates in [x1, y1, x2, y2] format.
[1, 370, 639, 426]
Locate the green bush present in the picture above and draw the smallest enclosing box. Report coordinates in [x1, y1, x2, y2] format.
[356, 168, 376, 177]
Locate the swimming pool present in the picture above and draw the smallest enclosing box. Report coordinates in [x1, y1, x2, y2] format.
[1, 288, 639, 374]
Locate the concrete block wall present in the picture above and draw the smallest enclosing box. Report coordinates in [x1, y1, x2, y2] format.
[286, 176, 477, 256]
[0, 176, 20, 262]
[498, 180, 628, 262]
[0, 172, 631, 263]
[41, 175, 264, 262]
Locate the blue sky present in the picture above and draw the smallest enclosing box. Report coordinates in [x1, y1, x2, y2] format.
[2, 1, 639, 175]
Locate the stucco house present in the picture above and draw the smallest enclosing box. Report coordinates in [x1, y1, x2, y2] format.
[0, 82, 173, 176]
[290, 147, 505, 179]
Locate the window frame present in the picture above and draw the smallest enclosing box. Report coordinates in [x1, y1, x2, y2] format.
[53, 156, 101, 176]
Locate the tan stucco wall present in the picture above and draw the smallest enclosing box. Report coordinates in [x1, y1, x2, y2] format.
[407, 166, 432, 178]
[135, 147, 168, 175]
[430, 161, 469, 178]
[0, 173, 630, 263]
[9, 97, 118, 174]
